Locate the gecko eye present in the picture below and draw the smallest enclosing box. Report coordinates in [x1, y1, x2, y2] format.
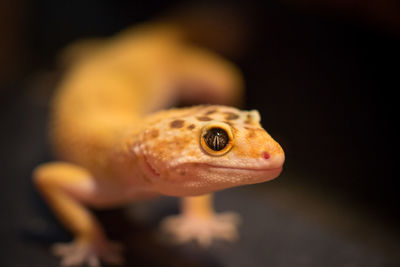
[204, 128, 228, 151]
[200, 124, 234, 156]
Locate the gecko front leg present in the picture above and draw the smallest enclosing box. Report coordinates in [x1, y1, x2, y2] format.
[161, 194, 241, 247]
[33, 162, 124, 267]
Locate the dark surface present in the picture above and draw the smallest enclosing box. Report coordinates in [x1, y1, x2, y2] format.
[1, 1, 399, 266]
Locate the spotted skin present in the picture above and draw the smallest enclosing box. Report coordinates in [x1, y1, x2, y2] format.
[224, 112, 240, 120]
[196, 116, 213, 121]
[32, 23, 284, 267]
[187, 124, 196, 130]
[170, 119, 185, 129]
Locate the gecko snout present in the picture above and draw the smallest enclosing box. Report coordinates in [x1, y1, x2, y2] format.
[262, 150, 285, 171]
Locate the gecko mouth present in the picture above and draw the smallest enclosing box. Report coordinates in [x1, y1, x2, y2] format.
[143, 154, 160, 176]
[155, 162, 283, 196]
[170, 162, 283, 178]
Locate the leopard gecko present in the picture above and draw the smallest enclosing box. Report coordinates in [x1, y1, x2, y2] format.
[33, 23, 285, 267]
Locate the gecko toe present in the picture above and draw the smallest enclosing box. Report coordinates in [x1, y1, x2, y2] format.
[52, 239, 124, 267]
[161, 211, 241, 247]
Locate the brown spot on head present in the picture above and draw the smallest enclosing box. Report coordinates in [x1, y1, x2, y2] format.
[246, 129, 256, 139]
[224, 112, 240, 120]
[170, 119, 185, 128]
[187, 124, 196, 130]
[196, 116, 212, 121]
[244, 114, 252, 124]
[204, 109, 217, 115]
[148, 129, 159, 139]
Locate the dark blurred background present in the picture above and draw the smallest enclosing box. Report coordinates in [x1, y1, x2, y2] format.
[1, 0, 399, 266]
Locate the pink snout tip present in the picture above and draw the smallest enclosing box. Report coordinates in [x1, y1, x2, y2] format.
[262, 151, 270, 160]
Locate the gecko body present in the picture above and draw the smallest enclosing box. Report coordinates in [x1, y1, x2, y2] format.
[33, 23, 285, 267]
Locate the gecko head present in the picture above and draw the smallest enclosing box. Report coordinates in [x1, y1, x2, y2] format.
[137, 105, 285, 196]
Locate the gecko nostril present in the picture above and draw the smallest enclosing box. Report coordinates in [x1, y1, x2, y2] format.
[262, 151, 270, 160]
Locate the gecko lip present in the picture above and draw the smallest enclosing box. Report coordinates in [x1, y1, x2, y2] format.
[204, 164, 283, 173]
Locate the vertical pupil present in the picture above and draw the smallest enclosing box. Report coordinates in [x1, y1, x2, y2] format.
[204, 128, 228, 151]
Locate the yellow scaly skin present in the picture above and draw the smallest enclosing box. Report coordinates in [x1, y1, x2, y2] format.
[33, 23, 285, 267]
